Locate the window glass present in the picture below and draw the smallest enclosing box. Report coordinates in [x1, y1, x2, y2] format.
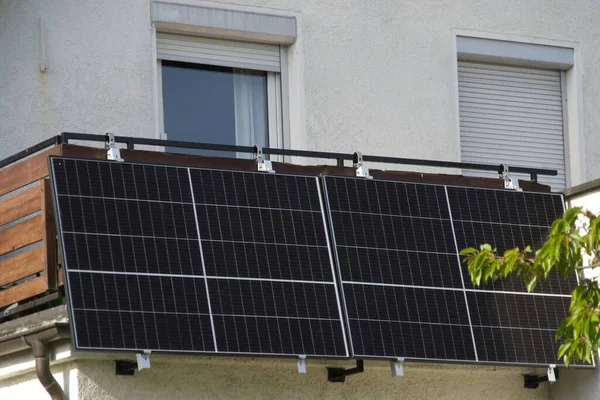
[161, 61, 268, 158]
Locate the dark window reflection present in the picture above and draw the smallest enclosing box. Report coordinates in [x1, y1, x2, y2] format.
[161, 61, 268, 158]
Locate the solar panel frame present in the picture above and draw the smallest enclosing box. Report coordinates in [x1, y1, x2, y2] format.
[50, 156, 349, 359]
[322, 174, 590, 367]
[50, 155, 592, 367]
[322, 176, 479, 363]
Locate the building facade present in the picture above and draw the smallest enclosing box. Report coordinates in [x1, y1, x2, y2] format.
[2, 0, 600, 398]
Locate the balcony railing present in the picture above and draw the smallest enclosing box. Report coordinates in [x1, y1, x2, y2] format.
[0, 138, 63, 318]
[0, 132, 558, 322]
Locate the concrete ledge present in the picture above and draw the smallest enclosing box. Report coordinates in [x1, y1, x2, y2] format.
[152, 1, 296, 45]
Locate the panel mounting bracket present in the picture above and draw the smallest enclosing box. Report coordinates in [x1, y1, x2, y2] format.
[106, 132, 124, 162]
[353, 152, 372, 179]
[390, 357, 404, 377]
[327, 359, 364, 383]
[136, 350, 151, 371]
[297, 355, 307, 374]
[523, 364, 558, 389]
[498, 164, 520, 191]
[254, 145, 275, 173]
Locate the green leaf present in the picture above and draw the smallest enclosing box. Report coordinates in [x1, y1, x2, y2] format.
[557, 342, 571, 359]
[525, 276, 537, 293]
[480, 243, 492, 252]
[459, 247, 477, 255]
[460, 208, 600, 366]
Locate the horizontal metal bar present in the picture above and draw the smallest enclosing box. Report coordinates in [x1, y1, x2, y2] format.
[262, 147, 352, 161]
[61, 132, 105, 144]
[0, 136, 62, 170]
[362, 154, 557, 176]
[57, 132, 558, 177]
[119, 135, 257, 154]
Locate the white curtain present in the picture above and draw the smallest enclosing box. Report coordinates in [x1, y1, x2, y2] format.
[233, 69, 268, 159]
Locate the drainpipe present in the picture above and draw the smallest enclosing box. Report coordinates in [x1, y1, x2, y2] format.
[30, 339, 66, 400]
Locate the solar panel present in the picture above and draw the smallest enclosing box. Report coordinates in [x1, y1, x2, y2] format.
[323, 175, 580, 366]
[446, 186, 577, 364]
[51, 157, 348, 357]
[446, 187, 576, 295]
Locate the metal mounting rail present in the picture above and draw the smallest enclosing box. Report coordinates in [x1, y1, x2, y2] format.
[0, 132, 558, 182]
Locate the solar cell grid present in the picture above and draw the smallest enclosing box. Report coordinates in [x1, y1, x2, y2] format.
[447, 186, 577, 295]
[52, 157, 347, 358]
[52, 156, 586, 367]
[188, 168, 347, 356]
[324, 176, 478, 361]
[324, 175, 581, 366]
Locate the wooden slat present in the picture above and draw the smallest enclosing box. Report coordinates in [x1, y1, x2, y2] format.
[0, 184, 42, 226]
[41, 179, 58, 290]
[0, 146, 61, 196]
[57, 267, 64, 287]
[0, 215, 44, 256]
[57, 249, 64, 287]
[0, 276, 47, 308]
[0, 246, 45, 286]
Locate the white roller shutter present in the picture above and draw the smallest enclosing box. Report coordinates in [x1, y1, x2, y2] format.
[156, 33, 281, 72]
[458, 61, 567, 190]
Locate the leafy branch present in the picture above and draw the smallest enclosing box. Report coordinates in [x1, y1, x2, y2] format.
[460, 207, 600, 366]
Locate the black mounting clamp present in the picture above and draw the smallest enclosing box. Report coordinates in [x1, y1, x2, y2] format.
[327, 360, 364, 383]
[524, 365, 558, 389]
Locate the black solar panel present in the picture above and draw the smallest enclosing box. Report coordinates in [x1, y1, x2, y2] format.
[323, 175, 580, 366]
[51, 154, 586, 367]
[51, 157, 348, 357]
[446, 187, 576, 295]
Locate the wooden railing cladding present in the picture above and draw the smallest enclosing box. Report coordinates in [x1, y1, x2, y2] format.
[0, 147, 61, 308]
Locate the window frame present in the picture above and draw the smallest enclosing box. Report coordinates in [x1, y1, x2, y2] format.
[150, 1, 297, 160]
[156, 51, 287, 158]
[456, 60, 569, 189]
[452, 30, 584, 188]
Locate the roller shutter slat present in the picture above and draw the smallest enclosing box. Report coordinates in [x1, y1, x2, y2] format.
[157, 33, 281, 72]
[458, 62, 566, 190]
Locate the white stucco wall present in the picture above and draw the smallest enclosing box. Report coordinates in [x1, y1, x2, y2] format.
[74, 357, 550, 400]
[547, 190, 600, 398]
[550, 358, 600, 400]
[0, 356, 554, 399]
[2, 0, 600, 398]
[0, 361, 78, 400]
[0, 0, 156, 156]
[568, 191, 600, 215]
[1, 0, 600, 182]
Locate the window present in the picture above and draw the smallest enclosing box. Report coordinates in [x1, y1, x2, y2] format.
[157, 34, 284, 158]
[161, 62, 269, 158]
[456, 36, 574, 191]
